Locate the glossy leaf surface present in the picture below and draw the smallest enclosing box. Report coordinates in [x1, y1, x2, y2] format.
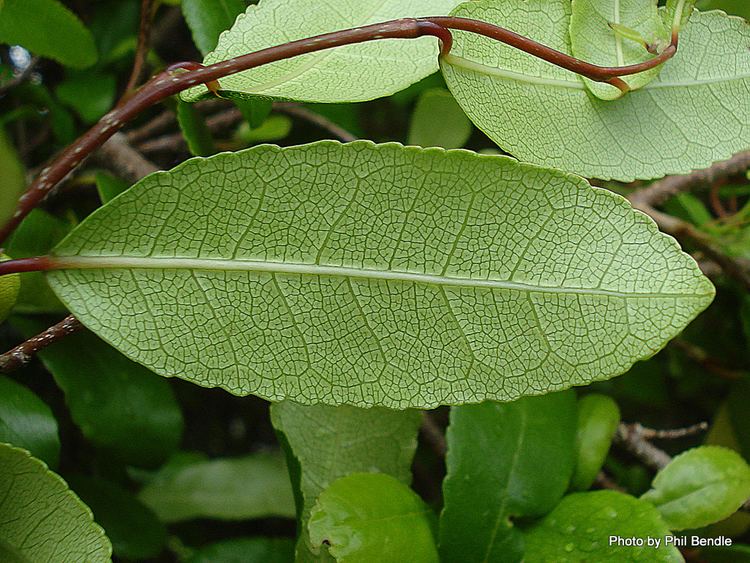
[641, 446, 750, 530]
[182, 0, 461, 103]
[308, 473, 438, 562]
[524, 491, 682, 562]
[570, 393, 620, 491]
[0, 443, 111, 563]
[0, 375, 59, 467]
[47, 142, 713, 407]
[442, 2, 750, 180]
[439, 392, 577, 563]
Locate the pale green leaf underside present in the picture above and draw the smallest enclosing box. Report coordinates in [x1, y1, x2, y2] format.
[182, 0, 461, 103]
[47, 142, 713, 408]
[570, 0, 669, 99]
[442, 2, 750, 181]
[0, 443, 111, 563]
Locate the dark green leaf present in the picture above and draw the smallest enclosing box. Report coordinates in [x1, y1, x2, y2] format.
[524, 491, 681, 562]
[68, 475, 165, 560]
[177, 100, 217, 156]
[439, 392, 577, 563]
[95, 171, 130, 204]
[570, 394, 620, 491]
[138, 451, 296, 522]
[0, 443, 111, 562]
[55, 73, 116, 124]
[641, 446, 750, 530]
[13, 319, 183, 468]
[0, 375, 59, 468]
[0, 127, 24, 226]
[235, 98, 274, 129]
[181, 0, 247, 55]
[0, 255, 19, 322]
[308, 473, 438, 563]
[189, 537, 296, 563]
[0, 0, 97, 68]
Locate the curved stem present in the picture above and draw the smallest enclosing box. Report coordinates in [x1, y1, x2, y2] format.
[0, 16, 679, 243]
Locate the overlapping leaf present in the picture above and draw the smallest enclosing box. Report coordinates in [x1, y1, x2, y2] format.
[182, 0, 461, 103]
[442, 1, 750, 180]
[47, 142, 713, 407]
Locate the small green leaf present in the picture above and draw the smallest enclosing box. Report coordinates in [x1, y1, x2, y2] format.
[177, 100, 217, 156]
[95, 171, 130, 204]
[4, 210, 70, 314]
[439, 392, 577, 563]
[0, 127, 24, 226]
[0, 0, 97, 69]
[234, 97, 274, 129]
[407, 88, 472, 149]
[666, 0, 698, 32]
[524, 491, 682, 562]
[181, 0, 246, 55]
[641, 446, 750, 530]
[308, 473, 438, 563]
[12, 319, 183, 468]
[68, 475, 165, 560]
[236, 114, 292, 144]
[570, 394, 621, 491]
[570, 0, 670, 99]
[442, 2, 750, 180]
[189, 537, 296, 563]
[46, 142, 714, 407]
[138, 451, 296, 522]
[0, 375, 59, 468]
[0, 443, 111, 562]
[55, 72, 116, 124]
[271, 402, 421, 559]
[182, 0, 463, 103]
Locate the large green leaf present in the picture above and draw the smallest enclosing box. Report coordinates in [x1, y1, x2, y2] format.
[0, 443, 111, 563]
[181, 0, 246, 55]
[138, 452, 296, 522]
[407, 88, 472, 149]
[271, 401, 421, 559]
[308, 473, 438, 563]
[45, 142, 713, 407]
[641, 446, 750, 530]
[12, 320, 183, 468]
[570, 0, 669, 100]
[0, 0, 97, 69]
[442, 2, 750, 181]
[439, 392, 577, 563]
[0, 375, 59, 468]
[0, 128, 24, 227]
[523, 491, 682, 562]
[182, 0, 461, 103]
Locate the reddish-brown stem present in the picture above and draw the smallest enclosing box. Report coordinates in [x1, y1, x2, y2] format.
[0, 315, 83, 372]
[0, 256, 53, 276]
[0, 16, 680, 243]
[426, 16, 677, 83]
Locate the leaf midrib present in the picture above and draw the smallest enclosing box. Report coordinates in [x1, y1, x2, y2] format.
[443, 54, 750, 91]
[50, 256, 709, 299]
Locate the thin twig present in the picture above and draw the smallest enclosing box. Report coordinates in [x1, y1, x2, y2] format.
[615, 423, 675, 471]
[94, 132, 159, 183]
[0, 316, 83, 372]
[671, 339, 743, 381]
[637, 421, 709, 440]
[0, 56, 39, 95]
[274, 103, 358, 142]
[628, 151, 750, 208]
[124, 0, 156, 95]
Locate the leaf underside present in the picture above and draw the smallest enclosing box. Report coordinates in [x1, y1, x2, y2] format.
[182, 0, 461, 103]
[442, 1, 750, 181]
[47, 142, 713, 408]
